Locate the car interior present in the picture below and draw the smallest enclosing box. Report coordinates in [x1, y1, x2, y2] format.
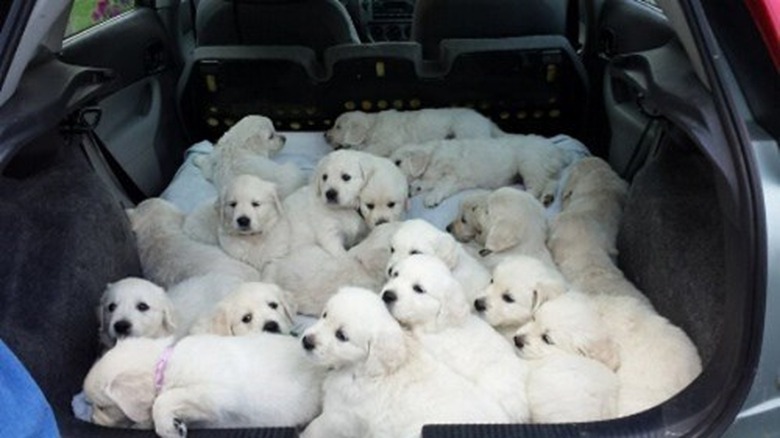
[0, 0, 766, 436]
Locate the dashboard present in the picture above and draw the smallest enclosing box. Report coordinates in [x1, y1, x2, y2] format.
[350, 0, 417, 42]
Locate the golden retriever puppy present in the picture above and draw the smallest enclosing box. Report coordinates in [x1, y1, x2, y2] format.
[263, 245, 379, 316]
[513, 291, 702, 417]
[189, 282, 296, 336]
[473, 255, 568, 339]
[325, 108, 502, 157]
[387, 219, 490, 301]
[390, 134, 571, 207]
[83, 334, 323, 435]
[380, 255, 531, 422]
[98, 278, 176, 350]
[525, 352, 620, 423]
[300, 287, 510, 438]
[356, 158, 409, 229]
[448, 187, 553, 269]
[194, 115, 305, 196]
[215, 175, 292, 271]
[127, 198, 260, 288]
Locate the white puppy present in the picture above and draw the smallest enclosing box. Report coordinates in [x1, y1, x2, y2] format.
[387, 219, 490, 302]
[325, 108, 502, 157]
[264, 245, 379, 316]
[284, 151, 385, 256]
[98, 278, 176, 350]
[215, 175, 292, 271]
[194, 115, 305, 196]
[380, 255, 531, 422]
[513, 291, 702, 417]
[126, 198, 260, 288]
[83, 334, 323, 436]
[473, 255, 568, 340]
[189, 282, 296, 336]
[300, 287, 510, 438]
[390, 134, 570, 207]
[448, 187, 553, 268]
[356, 158, 409, 229]
[524, 352, 620, 423]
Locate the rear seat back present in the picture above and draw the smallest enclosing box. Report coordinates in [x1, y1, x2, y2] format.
[195, 0, 360, 55]
[179, 37, 588, 141]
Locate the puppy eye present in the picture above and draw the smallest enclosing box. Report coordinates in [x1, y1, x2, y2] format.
[107, 303, 117, 312]
[541, 333, 554, 345]
[242, 313, 253, 324]
[251, 201, 260, 207]
[412, 284, 425, 294]
[391, 270, 399, 278]
[322, 174, 328, 182]
[489, 278, 494, 284]
[341, 173, 351, 182]
[269, 132, 275, 140]
[394, 160, 401, 166]
[390, 246, 395, 254]
[387, 202, 396, 208]
[137, 302, 149, 312]
[322, 312, 327, 319]
[366, 203, 375, 210]
[229, 201, 237, 208]
[335, 328, 348, 342]
[501, 293, 515, 303]
[409, 249, 421, 255]
[461, 216, 467, 224]
[268, 302, 278, 309]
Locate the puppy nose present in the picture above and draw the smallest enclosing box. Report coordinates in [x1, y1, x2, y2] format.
[513, 335, 525, 349]
[474, 298, 487, 312]
[263, 321, 280, 333]
[302, 334, 316, 351]
[113, 320, 131, 335]
[278, 134, 286, 144]
[236, 216, 250, 228]
[381, 290, 397, 304]
[325, 189, 338, 202]
[445, 223, 453, 233]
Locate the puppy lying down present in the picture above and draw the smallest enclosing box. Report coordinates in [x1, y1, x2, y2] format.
[83, 334, 323, 437]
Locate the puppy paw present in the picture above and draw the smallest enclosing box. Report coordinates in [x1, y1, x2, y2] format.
[174, 418, 188, 438]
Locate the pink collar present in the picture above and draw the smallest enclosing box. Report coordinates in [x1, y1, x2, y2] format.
[154, 345, 175, 391]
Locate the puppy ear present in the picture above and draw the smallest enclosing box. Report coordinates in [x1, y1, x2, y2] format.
[105, 371, 155, 424]
[207, 304, 234, 336]
[365, 322, 407, 376]
[578, 336, 621, 371]
[277, 288, 297, 326]
[344, 114, 370, 146]
[161, 299, 177, 335]
[433, 233, 459, 270]
[435, 279, 470, 328]
[484, 218, 523, 253]
[532, 281, 566, 311]
[271, 188, 285, 216]
[312, 155, 330, 197]
[407, 151, 430, 179]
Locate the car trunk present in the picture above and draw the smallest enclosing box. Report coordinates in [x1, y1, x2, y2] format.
[0, 1, 761, 436]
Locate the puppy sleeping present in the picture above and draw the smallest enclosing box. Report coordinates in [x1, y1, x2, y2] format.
[325, 108, 502, 157]
[513, 291, 702, 417]
[390, 134, 572, 207]
[387, 219, 490, 302]
[83, 334, 323, 436]
[380, 255, 531, 422]
[300, 287, 510, 438]
[126, 198, 259, 288]
[448, 187, 553, 269]
[473, 255, 568, 340]
[194, 115, 305, 196]
[98, 278, 176, 351]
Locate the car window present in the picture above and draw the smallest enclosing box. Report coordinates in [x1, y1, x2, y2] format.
[65, 0, 135, 37]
